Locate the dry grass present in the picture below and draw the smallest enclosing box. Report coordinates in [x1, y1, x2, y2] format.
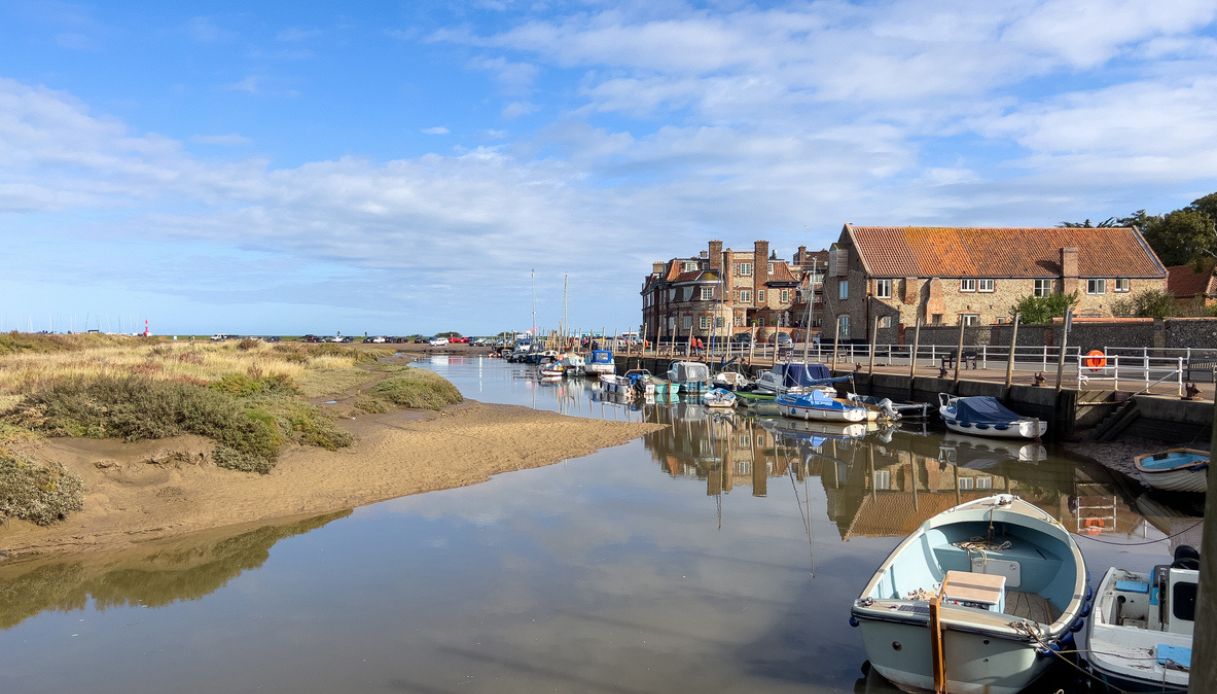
[0, 340, 373, 397]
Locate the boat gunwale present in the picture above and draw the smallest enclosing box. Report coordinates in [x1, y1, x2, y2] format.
[1133, 448, 1209, 475]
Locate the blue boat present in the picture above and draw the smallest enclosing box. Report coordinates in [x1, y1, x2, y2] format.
[1134, 448, 1208, 493]
[754, 362, 845, 394]
[586, 349, 615, 376]
[776, 388, 874, 423]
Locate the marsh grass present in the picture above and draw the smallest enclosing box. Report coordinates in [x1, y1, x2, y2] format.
[370, 369, 463, 410]
[0, 454, 84, 525]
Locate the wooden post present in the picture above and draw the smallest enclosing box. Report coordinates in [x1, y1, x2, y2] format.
[830, 318, 840, 372]
[1189, 402, 1217, 693]
[1055, 308, 1072, 392]
[1005, 313, 1020, 388]
[868, 316, 879, 375]
[688, 323, 695, 358]
[929, 596, 947, 694]
[908, 317, 921, 380]
[953, 317, 965, 384]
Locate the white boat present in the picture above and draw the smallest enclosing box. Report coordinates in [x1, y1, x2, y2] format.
[538, 362, 564, 379]
[712, 370, 751, 390]
[938, 394, 1047, 440]
[776, 388, 875, 423]
[1133, 449, 1208, 493]
[701, 388, 737, 409]
[560, 352, 585, 376]
[850, 494, 1090, 694]
[667, 361, 711, 394]
[1086, 548, 1198, 692]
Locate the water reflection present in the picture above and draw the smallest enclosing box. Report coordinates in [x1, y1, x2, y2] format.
[0, 511, 349, 630]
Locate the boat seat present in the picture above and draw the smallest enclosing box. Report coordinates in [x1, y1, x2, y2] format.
[1156, 644, 1191, 670]
[942, 570, 1005, 614]
[1115, 579, 1150, 594]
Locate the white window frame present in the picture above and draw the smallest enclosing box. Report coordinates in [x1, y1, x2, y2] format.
[699, 315, 710, 330]
[682, 260, 698, 272]
[767, 262, 775, 275]
[733, 314, 744, 327]
[1087, 278, 1106, 295]
[700, 286, 713, 301]
[757, 289, 766, 303]
[837, 314, 850, 340]
[978, 279, 995, 293]
[737, 263, 753, 277]
[1034, 279, 1051, 298]
[714, 316, 724, 328]
[960, 278, 977, 292]
[739, 290, 752, 303]
[780, 289, 790, 303]
[874, 279, 892, 299]
[879, 316, 893, 328]
[1115, 278, 1131, 293]
[962, 313, 980, 326]
[959, 476, 975, 490]
[838, 280, 849, 300]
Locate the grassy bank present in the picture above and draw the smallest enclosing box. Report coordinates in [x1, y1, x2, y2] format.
[0, 335, 461, 524]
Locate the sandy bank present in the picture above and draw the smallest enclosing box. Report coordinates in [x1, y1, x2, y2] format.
[0, 401, 664, 560]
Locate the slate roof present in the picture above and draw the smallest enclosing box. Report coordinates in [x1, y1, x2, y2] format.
[1166, 264, 1217, 298]
[844, 225, 1167, 279]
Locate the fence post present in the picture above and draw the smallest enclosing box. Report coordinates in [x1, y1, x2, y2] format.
[981, 345, 987, 370]
[1114, 355, 1119, 391]
[931, 344, 936, 368]
[1005, 313, 1020, 388]
[1179, 357, 1185, 396]
[1144, 347, 1149, 388]
[1042, 345, 1048, 370]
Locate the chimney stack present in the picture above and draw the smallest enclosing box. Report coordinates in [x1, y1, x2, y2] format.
[652, 262, 665, 275]
[1060, 247, 1078, 294]
[754, 240, 770, 290]
[709, 240, 723, 273]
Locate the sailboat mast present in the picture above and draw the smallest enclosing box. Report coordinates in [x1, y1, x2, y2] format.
[530, 269, 537, 339]
[802, 257, 817, 363]
[562, 273, 569, 349]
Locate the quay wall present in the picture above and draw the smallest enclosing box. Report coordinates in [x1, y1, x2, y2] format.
[897, 318, 1217, 353]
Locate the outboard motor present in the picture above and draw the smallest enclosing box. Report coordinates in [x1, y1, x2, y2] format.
[1172, 545, 1200, 570]
[878, 398, 900, 421]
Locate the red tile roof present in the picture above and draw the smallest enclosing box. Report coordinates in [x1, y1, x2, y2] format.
[766, 262, 798, 284]
[845, 225, 1166, 279]
[1166, 264, 1217, 298]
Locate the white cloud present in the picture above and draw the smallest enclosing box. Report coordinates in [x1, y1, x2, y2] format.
[421, 126, 450, 135]
[191, 133, 252, 146]
[224, 75, 260, 94]
[276, 27, 322, 43]
[187, 16, 231, 43]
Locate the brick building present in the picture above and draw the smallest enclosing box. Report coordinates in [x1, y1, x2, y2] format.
[641, 240, 810, 344]
[1166, 263, 1217, 311]
[823, 224, 1168, 342]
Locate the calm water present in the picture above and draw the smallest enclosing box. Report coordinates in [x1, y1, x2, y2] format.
[0, 356, 1200, 693]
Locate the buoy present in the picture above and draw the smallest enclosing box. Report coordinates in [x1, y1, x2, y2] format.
[1084, 349, 1107, 369]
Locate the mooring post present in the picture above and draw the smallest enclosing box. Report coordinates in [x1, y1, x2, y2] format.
[1188, 403, 1217, 693]
[1005, 313, 1020, 388]
[868, 315, 878, 375]
[1055, 308, 1072, 392]
[953, 317, 965, 385]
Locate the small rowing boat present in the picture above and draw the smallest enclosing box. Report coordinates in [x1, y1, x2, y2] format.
[1133, 449, 1208, 494]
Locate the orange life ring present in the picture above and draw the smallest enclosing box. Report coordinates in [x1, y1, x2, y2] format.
[1084, 350, 1107, 369]
[1083, 518, 1106, 529]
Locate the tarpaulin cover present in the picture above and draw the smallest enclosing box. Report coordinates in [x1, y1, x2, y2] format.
[780, 363, 832, 388]
[954, 397, 1021, 425]
[590, 350, 613, 364]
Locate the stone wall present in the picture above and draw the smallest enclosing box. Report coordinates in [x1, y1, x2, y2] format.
[883, 318, 1217, 353]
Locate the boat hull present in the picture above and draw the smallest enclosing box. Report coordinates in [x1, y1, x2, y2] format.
[1139, 467, 1208, 493]
[857, 617, 1049, 694]
[941, 412, 1046, 440]
[778, 402, 870, 423]
[1086, 567, 1190, 692]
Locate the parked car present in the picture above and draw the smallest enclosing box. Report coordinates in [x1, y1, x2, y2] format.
[448, 336, 468, 344]
[429, 337, 450, 346]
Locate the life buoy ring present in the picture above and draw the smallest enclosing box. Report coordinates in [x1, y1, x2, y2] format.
[1084, 350, 1107, 370]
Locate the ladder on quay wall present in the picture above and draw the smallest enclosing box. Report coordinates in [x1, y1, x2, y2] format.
[1075, 496, 1118, 534]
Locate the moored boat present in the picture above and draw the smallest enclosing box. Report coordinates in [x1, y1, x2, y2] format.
[938, 394, 1047, 440]
[538, 362, 564, 379]
[1085, 547, 1198, 692]
[754, 361, 840, 395]
[1133, 449, 1208, 494]
[667, 361, 711, 394]
[776, 388, 874, 423]
[850, 494, 1090, 694]
[586, 349, 615, 376]
[701, 388, 737, 409]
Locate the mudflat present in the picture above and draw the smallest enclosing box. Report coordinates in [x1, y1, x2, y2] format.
[0, 401, 663, 560]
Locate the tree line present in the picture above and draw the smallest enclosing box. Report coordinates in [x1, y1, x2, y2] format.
[1061, 191, 1217, 267]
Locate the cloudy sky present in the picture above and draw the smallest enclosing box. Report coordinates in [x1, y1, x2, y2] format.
[2, 1, 1216, 335]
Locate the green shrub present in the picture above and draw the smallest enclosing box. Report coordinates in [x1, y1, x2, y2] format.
[354, 396, 391, 414]
[371, 370, 462, 410]
[4, 377, 350, 474]
[210, 372, 299, 398]
[0, 454, 84, 525]
[237, 338, 261, 351]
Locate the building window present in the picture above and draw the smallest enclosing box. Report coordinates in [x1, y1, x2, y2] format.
[700, 287, 713, 301]
[757, 290, 766, 303]
[668, 289, 676, 301]
[683, 287, 694, 301]
[682, 316, 692, 329]
[768, 262, 775, 275]
[879, 316, 893, 328]
[873, 470, 891, 490]
[737, 263, 753, 276]
[931, 313, 943, 326]
[1115, 278, 1130, 293]
[699, 316, 710, 330]
[839, 280, 849, 300]
[714, 316, 724, 328]
[780, 289, 790, 303]
[682, 261, 697, 272]
[1087, 278, 1106, 295]
[837, 314, 850, 340]
[875, 279, 892, 299]
[976, 476, 993, 490]
[960, 279, 977, 292]
[959, 476, 975, 490]
[962, 313, 980, 326]
[1034, 279, 1051, 297]
[978, 279, 995, 293]
[739, 290, 752, 303]
[734, 314, 744, 327]
[667, 317, 676, 331]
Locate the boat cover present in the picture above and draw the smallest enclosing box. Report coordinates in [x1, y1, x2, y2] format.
[590, 350, 613, 364]
[778, 363, 833, 388]
[954, 397, 1022, 425]
[670, 362, 710, 382]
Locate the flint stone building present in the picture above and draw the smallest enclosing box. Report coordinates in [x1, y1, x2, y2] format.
[824, 224, 1168, 342]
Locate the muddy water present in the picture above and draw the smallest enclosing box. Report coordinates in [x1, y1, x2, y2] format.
[0, 357, 1198, 693]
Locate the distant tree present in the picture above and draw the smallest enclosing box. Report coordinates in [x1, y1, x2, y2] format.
[1189, 192, 1217, 222]
[1110, 289, 1177, 320]
[1058, 217, 1123, 228]
[1142, 209, 1217, 266]
[1011, 291, 1079, 325]
[436, 331, 463, 338]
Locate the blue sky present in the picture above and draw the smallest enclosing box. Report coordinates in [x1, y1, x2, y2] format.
[2, 1, 1216, 336]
